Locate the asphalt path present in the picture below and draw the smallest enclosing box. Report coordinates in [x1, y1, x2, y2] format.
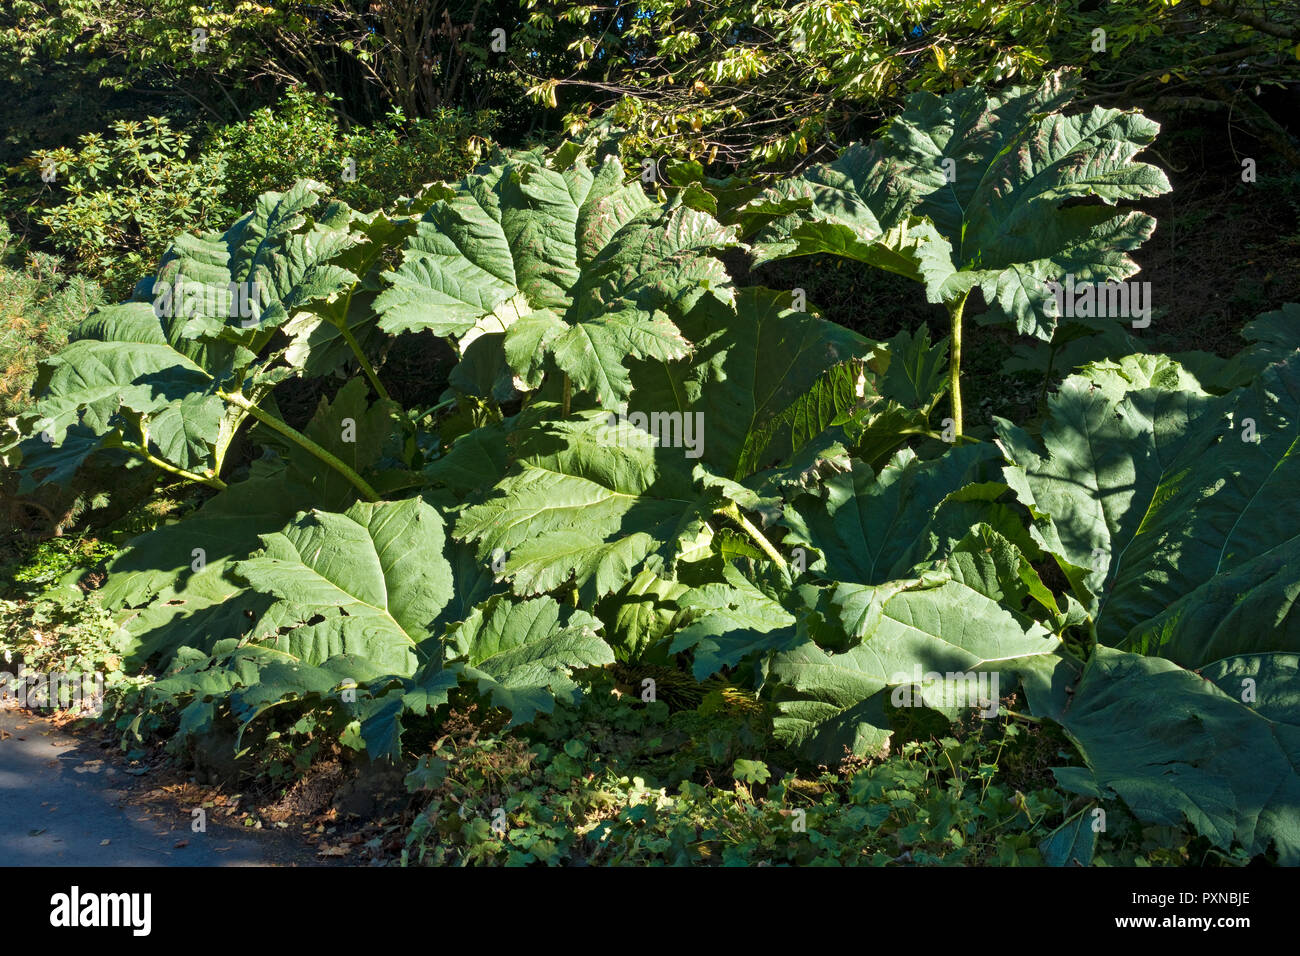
[0, 702, 319, 866]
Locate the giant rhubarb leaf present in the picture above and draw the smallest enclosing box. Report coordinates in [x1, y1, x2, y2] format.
[1025, 647, 1300, 865]
[1000, 352, 1300, 665]
[455, 408, 717, 600]
[777, 443, 1011, 585]
[358, 593, 613, 760]
[767, 529, 1059, 765]
[19, 181, 390, 491]
[375, 152, 739, 409]
[18, 302, 228, 491]
[745, 72, 1171, 340]
[233, 498, 455, 675]
[627, 287, 876, 480]
[104, 380, 400, 667]
[448, 594, 613, 726]
[669, 563, 801, 679]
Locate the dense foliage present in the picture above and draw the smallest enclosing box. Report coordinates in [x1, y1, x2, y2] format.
[0, 231, 103, 419]
[6, 91, 494, 297]
[521, 0, 1300, 168]
[7, 71, 1298, 866]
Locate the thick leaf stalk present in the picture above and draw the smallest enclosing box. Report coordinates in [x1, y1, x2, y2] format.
[337, 322, 392, 404]
[121, 440, 227, 490]
[717, 502, 788, 570]
[218, 389, 380, 502]
[947, 292, 968, 438]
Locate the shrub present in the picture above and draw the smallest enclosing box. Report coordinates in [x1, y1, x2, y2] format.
[203, 87, 497, 217]
[5, 91, 497, 298]
[15, 117, 225, 296]
[0, 227, 103, 419]
[524, 0, 1300, 171]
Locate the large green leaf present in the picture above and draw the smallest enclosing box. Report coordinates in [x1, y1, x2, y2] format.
[627, 287, 877, 480]
[18, 303, 226, 490]
[356, 593, 615, 759]
[11, 426, 115, 493]
[1026, 647, 1300, 865]
[999, 352, 1300, 664]
[376, 154, 738, 409]
[104, 380, 401, 667]
[767, 538, 1059, 764]
[874, 324, 949, 414]
[104, 458, 312, 666]
[746, 73, 1171, 339]
[158, 184, 405, 396]
[280, 207, 414, 377]
[448, 595, 614, 726]
[688, 520, 1064, 764]
[159, 181, 353, 345]
[596, 569, 692, 664]
[1210, 302, 1300, 391]
[358, 663, 464, 762]
[1073, 352, 1206, 403]
[18, 182, 388, 491]
[740, 153, 954, 286]
[455, 408, 721, 600]
[777, 443, 1008, 585]
[227, 655, 387, 742]
[26, 308, 208, 444]
[233, 499, 455, 675]
[669, 563, 801, 679]
[376, 158, 647, 335]
[144, 642, 291, 741]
